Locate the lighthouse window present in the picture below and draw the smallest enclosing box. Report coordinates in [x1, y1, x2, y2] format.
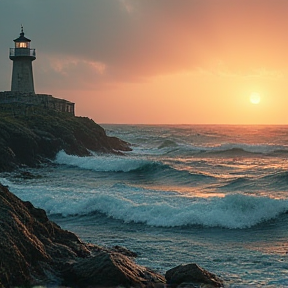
[16, 42, 28, 48]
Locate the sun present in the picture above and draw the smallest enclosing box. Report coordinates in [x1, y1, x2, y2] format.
[250, 92, 261, 104]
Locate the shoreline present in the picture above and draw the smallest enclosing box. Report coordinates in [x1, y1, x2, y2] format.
[0, 181, 224, 287]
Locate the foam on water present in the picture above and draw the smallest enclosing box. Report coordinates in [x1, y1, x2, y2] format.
[3, 176, 287, 230]
[54, 151, 215, 184]
[55, 150, 151, 172]
[2, 124, 288, 286]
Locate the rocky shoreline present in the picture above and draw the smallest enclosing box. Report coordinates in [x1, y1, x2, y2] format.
[0, 109, 131, 172]
[0, 109, 224, 287]
[0, 183, 224, 287]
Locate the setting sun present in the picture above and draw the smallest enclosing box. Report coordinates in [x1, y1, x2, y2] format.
[250, 92, 261, 105]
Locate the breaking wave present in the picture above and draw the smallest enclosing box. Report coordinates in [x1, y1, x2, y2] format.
[54, 151, 215, 184]
[3, 176, 287, 230]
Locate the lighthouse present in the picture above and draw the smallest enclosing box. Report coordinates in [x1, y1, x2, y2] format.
[9, 26, 36, 93]
[0, 27, 75, 116]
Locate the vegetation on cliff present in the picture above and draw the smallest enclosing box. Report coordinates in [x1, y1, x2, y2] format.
[0, 109, 131, 172]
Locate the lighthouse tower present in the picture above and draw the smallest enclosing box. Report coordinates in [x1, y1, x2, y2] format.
[0, 27, 75, 115]
[9, 26, 36, 93]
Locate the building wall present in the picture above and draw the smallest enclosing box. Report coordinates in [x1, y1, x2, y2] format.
[11, 59, 35, 93]
[0, 91, 75, 115]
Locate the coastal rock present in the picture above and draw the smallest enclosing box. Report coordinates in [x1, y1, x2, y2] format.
[0, 109, 131, 172]
[165, 263, 223, 288]
[111, 245, 138, 257]
[63, 250, 166, 288]
[0, 183, 90, 287]
[0, 183, 165, 287]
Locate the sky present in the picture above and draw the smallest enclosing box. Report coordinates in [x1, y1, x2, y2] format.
[1, 0, 288, 124]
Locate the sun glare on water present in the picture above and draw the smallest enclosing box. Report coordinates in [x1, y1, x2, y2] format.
[250, 92, 261, 104]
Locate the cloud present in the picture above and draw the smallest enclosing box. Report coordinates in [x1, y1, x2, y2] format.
[48, 56, 106, 77]
[118, 0, 135, 13]
[35, 53, 107, 91]
[1, 0, 288, 92]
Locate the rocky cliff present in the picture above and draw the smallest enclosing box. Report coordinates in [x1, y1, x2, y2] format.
[0, 109, 131, 172]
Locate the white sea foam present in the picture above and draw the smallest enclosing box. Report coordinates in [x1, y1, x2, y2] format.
[4, 177, 288, 229]
[0, 177, 13, 187]
[55, 150, 150, 172]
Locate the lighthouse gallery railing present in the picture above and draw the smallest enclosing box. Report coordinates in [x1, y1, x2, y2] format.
[9, 48, 36, 57]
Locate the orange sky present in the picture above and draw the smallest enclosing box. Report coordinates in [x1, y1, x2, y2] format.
[1, 0, 288, 124]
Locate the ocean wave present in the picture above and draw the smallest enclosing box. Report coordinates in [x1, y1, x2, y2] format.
[220, 177, 251, 189]
[201, 147, 257, 157]
[158, 140, 179, 149]
[180, 143, 288, 156]
[215, 143, 285, 154]
[54, 194, 288, 229]
[76, 194, 288, 229]
[8, 177, 288, 229]
[263, 170, 288, 180]
[55, 150, 151, 172]
[259, 171, 288, 189]
[54, 151, 215, 184]
[269, 149, 288, 155]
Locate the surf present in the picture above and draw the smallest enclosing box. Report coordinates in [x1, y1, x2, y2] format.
[4, 175, 287, 230]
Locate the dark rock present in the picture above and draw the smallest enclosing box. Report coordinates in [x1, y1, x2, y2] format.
[0, 109, 131, 172]
[111, 245, 138, 258]
[165, 263, 223, 288]
[0, 183, 165, 288]
[63, 250, 166, 288]
[0, 183, 90, 287]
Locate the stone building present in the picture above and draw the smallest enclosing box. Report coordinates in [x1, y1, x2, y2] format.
[0, 26, 75, 115]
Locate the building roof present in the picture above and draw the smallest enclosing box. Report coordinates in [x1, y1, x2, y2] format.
[14, 26, 31, 42]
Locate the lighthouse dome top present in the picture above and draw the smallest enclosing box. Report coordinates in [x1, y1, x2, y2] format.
[13, 26, 31, 43]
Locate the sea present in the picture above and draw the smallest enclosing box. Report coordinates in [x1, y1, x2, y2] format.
[1, 124, 288, 287]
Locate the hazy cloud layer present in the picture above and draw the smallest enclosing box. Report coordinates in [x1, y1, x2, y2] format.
[1, 1, 288, 125]
[1, 0, 288, 92]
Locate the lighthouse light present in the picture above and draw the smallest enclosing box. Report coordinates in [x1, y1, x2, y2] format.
[16, 42, 29, 48]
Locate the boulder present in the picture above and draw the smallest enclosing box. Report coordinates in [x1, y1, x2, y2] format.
[165, 263, 223, 288]
[0, 183, 90, 287]
[0, 183, 165, 288]
[63, 250, 165, 288]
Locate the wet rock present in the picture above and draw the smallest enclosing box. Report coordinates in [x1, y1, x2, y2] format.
[0, 183, 90, 287]
[0, 183, 165, 288]
[111, 245, 138, 257]
[63, 250, 166, 288]
[165, 263, 223, 288]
